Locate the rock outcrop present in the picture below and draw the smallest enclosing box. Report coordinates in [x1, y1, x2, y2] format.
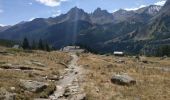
[20, 80, 49, 93]
[111, 74, 136, 86]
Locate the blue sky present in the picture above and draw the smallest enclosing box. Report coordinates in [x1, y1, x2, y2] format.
[0, 0, 166, 25]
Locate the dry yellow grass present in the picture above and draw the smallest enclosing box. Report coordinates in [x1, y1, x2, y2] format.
[78, 53, 170, 100]
[0, 47, 170, 100]
[0, 48, 71, 99]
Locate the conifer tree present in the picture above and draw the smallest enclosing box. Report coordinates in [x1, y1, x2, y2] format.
[22, 37, 30, 49]
[31, 40, 37, 50]
[38, 39, 44, 50]
[45, 43, 50, 52]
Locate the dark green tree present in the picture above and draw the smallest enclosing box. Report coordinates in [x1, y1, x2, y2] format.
[31, 40, 37, 50]
[22, 37, 30, 49]
[45, 43, 50, 52]
[156, 45, 170, 57]
[38, 39, 44, 50]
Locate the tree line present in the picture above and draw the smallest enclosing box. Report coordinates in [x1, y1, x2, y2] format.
[156, 45, 170, 57]
[141, 44, 170, 57]
[22, 37, 53, 52]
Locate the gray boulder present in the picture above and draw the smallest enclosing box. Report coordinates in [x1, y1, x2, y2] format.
[0, 88, 16, 100]
[111, 74, 136, 86]
[20, 80, 49, 93]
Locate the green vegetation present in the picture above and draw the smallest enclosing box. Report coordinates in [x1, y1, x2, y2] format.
[142, 44, 170, 57]
[22, 37, 30, 49]
[0, 39, 16, 47]
[156, 45, 170, 57]
[22, 37, 53, 52]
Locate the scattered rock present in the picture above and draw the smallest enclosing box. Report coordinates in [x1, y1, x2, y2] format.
[59, 76, 64, 79]
[31, 60, 46, 67]
[63, 86, 72, 97]
[20, 80, 49, 93]
[64, 85, 80, 98]
[0, 64, 14, 69]
[32, 62, 46, 67]
[116, 59, 125, 63]
[10, 87, 15, 91]
[95, 87, 100, 93]
[111, 74, 136, 86]
[160, 56, 168, 60]
[47, 75, 60, 81]
[0, 88, 16, 100]
[139, 57, 148, 63]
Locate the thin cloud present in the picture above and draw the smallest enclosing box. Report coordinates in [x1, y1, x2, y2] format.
[125, 5, 147, 11]
[36, 0, 68, 7]
[0, 24, 5, 27]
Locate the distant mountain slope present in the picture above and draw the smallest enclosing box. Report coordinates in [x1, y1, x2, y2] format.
[135, 5, 161, 16]
[90, 8, 114, 24]
[136, 0, 170, 40]
[113, 5, 161, 23]
[0, 4, 168, 53]
[0, 26, 11, 32]
[150, 0, 170, 39]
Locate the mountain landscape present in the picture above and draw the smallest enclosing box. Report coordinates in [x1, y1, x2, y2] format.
[0, 0, 170, 54]
[0, 1, 170, 100]
[0, 25, 11, 32]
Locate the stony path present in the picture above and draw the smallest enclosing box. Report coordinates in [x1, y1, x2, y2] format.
[49, 53, 85, 100]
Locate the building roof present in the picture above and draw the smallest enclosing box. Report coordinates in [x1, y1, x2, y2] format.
[114, 51, 124, 55]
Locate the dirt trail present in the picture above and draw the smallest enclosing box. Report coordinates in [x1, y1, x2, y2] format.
[49, 53, 85, 100]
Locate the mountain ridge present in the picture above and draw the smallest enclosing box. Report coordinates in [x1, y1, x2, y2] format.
[0, 3, 169, 53]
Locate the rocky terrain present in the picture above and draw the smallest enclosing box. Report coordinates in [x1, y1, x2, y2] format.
[0, 46, 72, 99]
[0, 46, 169, 100]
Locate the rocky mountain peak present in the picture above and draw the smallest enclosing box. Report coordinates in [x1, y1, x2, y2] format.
[68, 6, 85, 14]
[136, 5, 162, 16]
[93, 7, 111, 17]
[114, 9, 128, 14]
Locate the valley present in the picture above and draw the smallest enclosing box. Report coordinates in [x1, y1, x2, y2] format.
[0, 0, 170, 54]
[0, 0, 170, 100]
[0, 46, 169, 100]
